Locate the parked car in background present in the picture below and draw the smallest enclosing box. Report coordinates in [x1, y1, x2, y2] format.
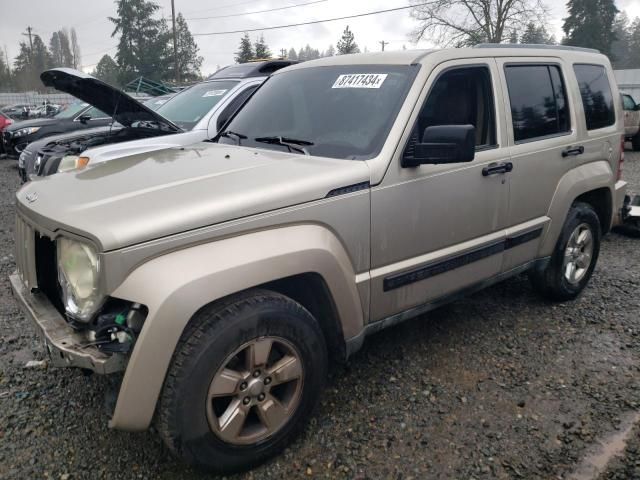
[1, 103, 36, 119]
[11, 46, 627, 474]
[20, 60, 295, 178]
[622, 93, 640, 150]
[1, 99, 112, 157]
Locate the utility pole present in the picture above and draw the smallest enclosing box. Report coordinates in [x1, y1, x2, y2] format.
[280, 48, 287, 59]
[22, 26, 34, 60]
[171, 0, 179, 84]
[379, 40, 389, 52]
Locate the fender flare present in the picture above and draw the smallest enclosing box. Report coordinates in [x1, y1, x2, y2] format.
[540, 160, 614, 256]
[108, 224, 363, 431]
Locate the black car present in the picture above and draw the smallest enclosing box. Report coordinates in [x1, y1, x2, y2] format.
[17, 68, 182, 180]
[2, 100, 112, 157]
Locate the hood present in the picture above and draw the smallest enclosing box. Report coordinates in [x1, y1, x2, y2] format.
[40, 68, 181, 131]
[17, 143, 370, 251]
[6, 117, 61, 132]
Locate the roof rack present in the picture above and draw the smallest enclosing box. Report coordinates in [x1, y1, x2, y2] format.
[473, 43, 600, 54]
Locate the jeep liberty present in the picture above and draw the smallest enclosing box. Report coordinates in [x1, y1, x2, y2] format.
[11, 46, 627, 473]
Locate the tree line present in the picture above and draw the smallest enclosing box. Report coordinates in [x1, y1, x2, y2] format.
[0, 0, 203, 92]
[234, 26, 358, 63]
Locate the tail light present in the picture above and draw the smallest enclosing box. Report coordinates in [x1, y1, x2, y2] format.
[618, 135, 625, 181]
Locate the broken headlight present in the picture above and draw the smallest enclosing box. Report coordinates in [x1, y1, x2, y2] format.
[57, 237, 103, 322]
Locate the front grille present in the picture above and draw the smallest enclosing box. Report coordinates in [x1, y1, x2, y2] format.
[14, 215, 38, 290]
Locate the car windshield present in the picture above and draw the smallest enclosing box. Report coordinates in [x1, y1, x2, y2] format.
[156, 80, 239, 130]
[218, 65, 418, 159]
[54, 102, 89, 119]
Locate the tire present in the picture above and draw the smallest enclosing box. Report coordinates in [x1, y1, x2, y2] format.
[157, 289, 328, 474]
[530, 202, 601, 301]
[632, 133, 640, 152]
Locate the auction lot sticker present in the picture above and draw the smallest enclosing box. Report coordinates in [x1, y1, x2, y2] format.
[332, 74, 388, 89]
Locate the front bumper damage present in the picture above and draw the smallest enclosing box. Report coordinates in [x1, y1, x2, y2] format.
[10, 272, 127, 374]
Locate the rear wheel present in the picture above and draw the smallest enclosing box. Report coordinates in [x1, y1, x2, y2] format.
[530, 202, 600, 301]
[158, 290, 327, 474]
[632, 133, 640, 151]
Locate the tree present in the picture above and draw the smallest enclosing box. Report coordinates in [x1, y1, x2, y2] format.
[410, 0, 546, 46]
[611, 13, 631, 68]
[92, 54, 120, 86]
[287, 48, 298, 60]
[629, 18, 640, 68]
[0, 54, 12, 91]
[13, 35, 51, 91]
[31, 35, 51, 75]
[509, 31, 519, 44]
[254, 34, 272, 59]
[325, 44, 336, 56]
[562, 0, 618, 56]
[336, 26, 360, 54]
[70, 27, 81, 69]
[49, 32, 63, 67]
[110, 0, 171, 84]
[169, 13, 203, 81]
[58, 29, 74, 67]
[520, 22, 554, 44]
[235, 33, 254, 63]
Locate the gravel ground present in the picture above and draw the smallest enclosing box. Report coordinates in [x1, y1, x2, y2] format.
[1, 151, 640, 480]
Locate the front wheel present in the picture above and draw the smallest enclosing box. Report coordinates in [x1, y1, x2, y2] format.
[632, 133, 640, 151]
[157, 290, 327, 474]
[530, 202, 601, 301]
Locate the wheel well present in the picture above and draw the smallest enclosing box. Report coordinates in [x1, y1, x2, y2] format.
[259, 273, 346, 363]
[574, 187, 612, 234]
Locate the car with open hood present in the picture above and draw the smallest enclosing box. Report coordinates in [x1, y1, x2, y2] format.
[20, 60, 295, 180]
[11, 46, 628, 474]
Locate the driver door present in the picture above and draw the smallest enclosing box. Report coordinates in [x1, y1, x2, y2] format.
[369, 59, 511, 322]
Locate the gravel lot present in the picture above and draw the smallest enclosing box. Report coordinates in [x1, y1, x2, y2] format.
[1, 151, 640, 480]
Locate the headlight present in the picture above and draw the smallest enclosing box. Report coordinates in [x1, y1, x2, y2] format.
[57, 237, 103, 322]
[13, 126, 41, 137]
[57, 155, 90, 173]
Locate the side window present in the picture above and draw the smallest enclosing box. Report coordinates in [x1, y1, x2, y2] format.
[216, 85, 259, 132]
[80, 106, 110, 120]
[573, 64, 615, 130]
[403, 66, 496, 160]
[622, 94, 636, 111]
[504, 65, 570, 142]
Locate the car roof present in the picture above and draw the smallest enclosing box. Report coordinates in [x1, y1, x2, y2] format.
[208, 60, 298, 79]
[277, 46, 610, 74]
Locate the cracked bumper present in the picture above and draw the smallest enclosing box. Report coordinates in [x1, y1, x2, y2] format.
[10, 273, 126, 374]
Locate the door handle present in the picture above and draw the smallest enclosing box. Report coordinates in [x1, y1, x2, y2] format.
[482, 162, 513, 176]
[562, 146, 584, 157]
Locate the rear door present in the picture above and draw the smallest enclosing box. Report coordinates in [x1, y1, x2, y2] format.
[495, 57, 578, 271]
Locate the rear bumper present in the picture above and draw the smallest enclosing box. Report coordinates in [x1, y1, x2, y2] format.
[9, 272, 126, 374]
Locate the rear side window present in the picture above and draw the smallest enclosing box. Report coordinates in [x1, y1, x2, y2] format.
[505, 65, 570, 142]
[573, 64, 615, 130]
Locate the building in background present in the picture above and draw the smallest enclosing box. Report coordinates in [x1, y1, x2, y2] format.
[615, 69, 640, 101]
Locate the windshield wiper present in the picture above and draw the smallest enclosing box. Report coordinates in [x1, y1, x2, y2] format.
[219, 130, 247, 145]
[254, 136, 314, 155]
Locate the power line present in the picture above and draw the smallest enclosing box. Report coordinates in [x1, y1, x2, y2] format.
[192, 3, 427, 36]
[186, 0, 327, 21]
[182, 0, 267, 17]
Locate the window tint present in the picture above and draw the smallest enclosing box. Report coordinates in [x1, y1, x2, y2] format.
[505, 65, 570, 142]
[403, 66, 496, 161]
[573, 64, 615, 130]
[622, 94, 636, 111]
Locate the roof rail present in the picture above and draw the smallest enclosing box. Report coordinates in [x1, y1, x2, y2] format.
[473, 43, 600, 54]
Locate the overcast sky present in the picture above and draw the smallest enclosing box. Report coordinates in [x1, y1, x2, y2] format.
[1, 0, 639, 77]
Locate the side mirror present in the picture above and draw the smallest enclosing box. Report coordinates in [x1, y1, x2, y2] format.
[78, 114, 91, 123]
[403, 125, 476, 167]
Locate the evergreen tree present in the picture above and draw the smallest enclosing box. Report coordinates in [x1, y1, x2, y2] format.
[92, 54, 120, 86]
[509, 30, 518, 43]
[287, 48, 298, 60]
[611, 13, 631, 68]
[49, 32, 64, 67]
[70, 28, 81, 69]
[298, 47, 305, 61]
[235, 33, 254, 63]
[563, 0, 618, 56]
[520, 23, 553, 44]
[0, 54, 12, 91]
[254, 34, 271, 59]
[336, 26, 359, 55]
[110, 0, 171, 83]
[326, 44, 335, 56]
[31, 35, 51, 75]
[629, 18, 640, 68]
[13, 35, 51, 91]
[58, 29, 74, 67]
[170, 13, 203, 81]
